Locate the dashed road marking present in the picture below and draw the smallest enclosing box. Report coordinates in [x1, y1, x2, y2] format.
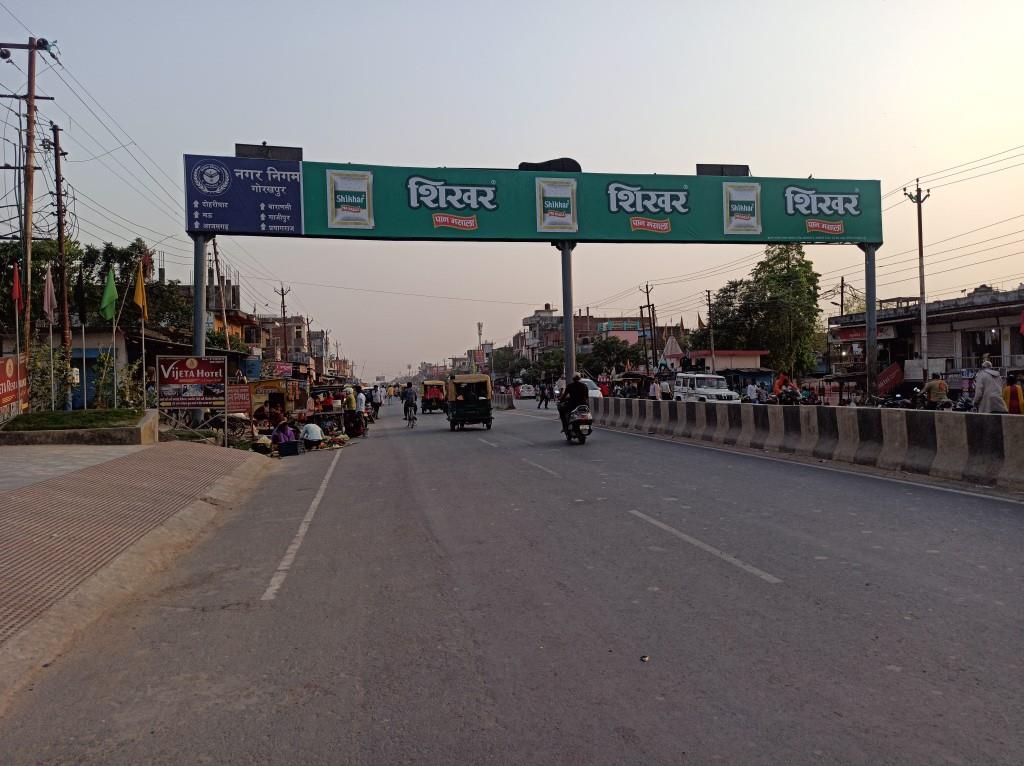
[521, 458, 561, 478]
[628, 510, 782, 585]
[261, 450, 342, 601]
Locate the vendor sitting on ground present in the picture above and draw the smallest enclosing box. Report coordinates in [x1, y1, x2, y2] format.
[301, 420, 325, 450]
[268, 405, 286, 427]
[253, 400, 270, 423]
[271, 420, 295, 446]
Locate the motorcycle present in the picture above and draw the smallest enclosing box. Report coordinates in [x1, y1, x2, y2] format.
[565, 404, 593, 445]
[952, 391, 974, 412]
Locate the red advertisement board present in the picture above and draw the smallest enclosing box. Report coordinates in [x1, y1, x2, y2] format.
[227, 383, 252, 414]
[0, 354, 28, 425]
[156, 356, 227, 409]
[876, 362, 905, 396]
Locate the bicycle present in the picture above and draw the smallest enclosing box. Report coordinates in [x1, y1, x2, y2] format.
[406, 404, 418, 428]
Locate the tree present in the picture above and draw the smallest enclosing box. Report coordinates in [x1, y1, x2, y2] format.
[689, 245, 821, 375]
[748, 244, 821, 374]
[206, 329, 249, 352]
[537, 348, 564, 381]
[579, 336, 645, 375]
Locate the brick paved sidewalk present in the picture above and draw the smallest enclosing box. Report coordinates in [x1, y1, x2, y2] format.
[0, 442, 255, 646]
[0, 445, 147, 492]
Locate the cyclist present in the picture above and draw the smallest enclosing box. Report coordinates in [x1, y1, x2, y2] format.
[402, 382, 418, 421]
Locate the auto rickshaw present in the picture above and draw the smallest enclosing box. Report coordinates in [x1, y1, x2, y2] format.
[421, 380, 446, 414]
[446, 374, 493, 430]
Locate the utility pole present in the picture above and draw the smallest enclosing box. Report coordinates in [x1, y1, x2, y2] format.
[706, 290, 716, 374]
[839, 275, 845, 316]
[642, 283, 660, 372]
[638, 305, 651, 374]
[305, 316, 313, 356]
[904, 179, 931, 381]
[21, 38, 39, 357]
[211, 239, 230, 351]
[51, 121, 71, 351]
[274, 283, 290, 361]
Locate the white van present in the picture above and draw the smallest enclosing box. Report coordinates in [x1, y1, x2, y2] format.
[673, 373, 740, 402]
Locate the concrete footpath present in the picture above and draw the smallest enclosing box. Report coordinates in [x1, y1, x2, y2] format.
[0, 442, 272, 709]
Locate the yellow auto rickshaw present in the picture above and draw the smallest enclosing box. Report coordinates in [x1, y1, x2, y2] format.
[421, 379, 446, 414]
[446, 374, 493, 430]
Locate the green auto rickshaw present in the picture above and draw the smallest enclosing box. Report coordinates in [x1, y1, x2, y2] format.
[446, 374, 493, 430]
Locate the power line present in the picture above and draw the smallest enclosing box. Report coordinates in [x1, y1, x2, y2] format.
[882, 142, 1024, 198]
[238, 273, 547, 306]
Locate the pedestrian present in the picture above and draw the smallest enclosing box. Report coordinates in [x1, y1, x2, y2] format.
[972, 360, 1008, 413]
[537, 383, 548, 409]
[745, 378, 757, 402]
[372, 385, 383, 416]
[1002, 373, 1024, 414]
[545, 383, 555, 408]
[322, 391, 335, 412]
[648, 378, 659, 400]
[922, 372, 948, 409]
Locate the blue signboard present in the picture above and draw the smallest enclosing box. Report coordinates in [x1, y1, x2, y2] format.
[243, 357, 262, 380]
[184, 155, 303, 236]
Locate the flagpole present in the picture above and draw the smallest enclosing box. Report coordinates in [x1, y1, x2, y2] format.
[112, 311, 118, 409]
[81, 322, 87, 409]
[14, 306, 22, 416]
[49, 317, 54, 410]
[140, 314, 146, 409]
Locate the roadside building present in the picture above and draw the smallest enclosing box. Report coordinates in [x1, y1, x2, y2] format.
[828, 284, 1024, 392]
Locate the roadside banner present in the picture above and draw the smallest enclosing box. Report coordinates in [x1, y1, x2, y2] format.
[0, 353, 28, 426]
[876, 362, 905, 396]
[227, 383, 253, 415]
[185, 154, 883, 245]
[156, 355, 227, 409]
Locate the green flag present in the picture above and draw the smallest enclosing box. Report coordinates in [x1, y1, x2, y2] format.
[99, 267, 118, 321]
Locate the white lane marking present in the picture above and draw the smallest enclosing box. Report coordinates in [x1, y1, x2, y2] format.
[503, 434, 535, 446]
[261, 450, 342, 601]
[628, 510, 783, 585]
[504, 412, 1024, 507]
[521, 457, 561, 478]
[478, 438, 499, 448]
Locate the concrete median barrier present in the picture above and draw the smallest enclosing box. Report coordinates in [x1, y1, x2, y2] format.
[595, 397, 1024, 491]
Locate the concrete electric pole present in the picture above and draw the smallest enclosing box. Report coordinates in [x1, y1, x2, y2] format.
[274, 284, 291, 361]
[51, 121, 71, 351]
[904, 179, 931, 381]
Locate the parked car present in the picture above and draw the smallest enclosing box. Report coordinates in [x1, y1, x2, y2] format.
[580, 378, 603, 399]
[519, 384, 536, 399]
[673, 373, 740, 402]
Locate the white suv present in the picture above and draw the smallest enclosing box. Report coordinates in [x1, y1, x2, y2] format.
[673, 373, 740, 402]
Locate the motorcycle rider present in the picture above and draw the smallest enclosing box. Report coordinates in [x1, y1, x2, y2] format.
[922, 372, 949, 409]
[557, 373, 590, 433]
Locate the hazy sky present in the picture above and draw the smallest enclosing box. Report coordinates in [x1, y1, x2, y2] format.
[5, 0, 1023, 378]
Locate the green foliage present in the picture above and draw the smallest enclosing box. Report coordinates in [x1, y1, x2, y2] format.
[27, 339, 75, 411]
[0, 237, 191, 335]
[578, 336, 646, 376]
[689, 244, 821, 375]
[534, 348, 564, 381]
[206, 330, 249, 352]
[93, 351, 145, 409]
[4, 408, 142, 431]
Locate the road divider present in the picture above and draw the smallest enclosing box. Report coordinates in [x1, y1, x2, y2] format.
[589, 397, 1024, 492]
[495, 393, 516, 410]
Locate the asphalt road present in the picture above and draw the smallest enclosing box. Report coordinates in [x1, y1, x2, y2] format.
[1, 400, 1022, 765]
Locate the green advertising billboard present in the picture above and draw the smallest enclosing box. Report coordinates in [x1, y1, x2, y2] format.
[185, 155, 882, 244]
